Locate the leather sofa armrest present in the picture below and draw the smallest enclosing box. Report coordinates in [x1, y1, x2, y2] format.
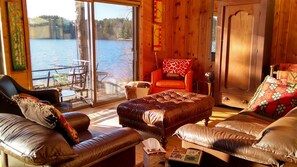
[60, 127, 142, 167]
[185, 70, 193, 92]
[63, 112, 90, 132]
[22, 89, 60, 105]
[175, 124, 255, 148]
[0, 91, 23, 116]
[0, 113, 77, 166]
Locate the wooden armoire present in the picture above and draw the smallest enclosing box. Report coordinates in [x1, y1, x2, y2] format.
[214, 0, 274, 108]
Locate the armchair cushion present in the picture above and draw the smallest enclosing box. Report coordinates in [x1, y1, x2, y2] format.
[156, 80, 185, 89]
[163, 73, 184, 80]
[162, 59, 192, 77]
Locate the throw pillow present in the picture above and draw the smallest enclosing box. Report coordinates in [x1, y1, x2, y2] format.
[162, 59, 192, 77]
[19, 93, 41, 102]
[253, 109, 297, 163]
[12, 95, 80, 144]
[248, 75, 297, 119]
[12, 95, 57, 129]
[51, 107, 80, 144]
[277, 71, 297, 84]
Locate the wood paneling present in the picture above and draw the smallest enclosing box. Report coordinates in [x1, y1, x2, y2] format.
[1, 0, 296, 92]
[0, 0, 32, 89]
[142, 0, 213, 94]
[271, 0, 297, 64]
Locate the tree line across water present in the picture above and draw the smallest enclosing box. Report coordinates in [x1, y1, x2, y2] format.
[29, 15, 133, 40]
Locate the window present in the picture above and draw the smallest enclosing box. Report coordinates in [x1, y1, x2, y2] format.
[210, 16, 217, 61]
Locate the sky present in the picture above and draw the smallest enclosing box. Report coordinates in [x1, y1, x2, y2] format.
[26, 0, 132, 21]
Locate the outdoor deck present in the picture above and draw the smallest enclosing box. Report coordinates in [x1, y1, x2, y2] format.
[32, 64, 126, 109]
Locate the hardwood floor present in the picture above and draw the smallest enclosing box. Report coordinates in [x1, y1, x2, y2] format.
[79, 101, 241, 166]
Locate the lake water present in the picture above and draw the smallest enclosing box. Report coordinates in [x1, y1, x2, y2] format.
[30, 39, 133, 82]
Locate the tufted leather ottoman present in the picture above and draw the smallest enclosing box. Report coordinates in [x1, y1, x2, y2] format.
[117, 90, 215, 148]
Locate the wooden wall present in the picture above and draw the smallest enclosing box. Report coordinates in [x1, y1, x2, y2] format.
[140, 0, 213, 94]
[271, 0, 297, 64]
[0, 0, 32, 88]
[1, 0, 296, 91]
[140, 0, 297, 95]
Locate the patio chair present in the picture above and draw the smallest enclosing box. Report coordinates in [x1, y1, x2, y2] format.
[69, 59, 89, 98]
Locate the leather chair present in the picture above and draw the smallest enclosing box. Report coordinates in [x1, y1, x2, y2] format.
[0, 75, 71, 114]
[151, 59, 193, 94]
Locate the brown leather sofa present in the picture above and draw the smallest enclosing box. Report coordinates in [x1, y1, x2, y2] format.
[175, 107, 297, 167]
[0, 75, 142, 167]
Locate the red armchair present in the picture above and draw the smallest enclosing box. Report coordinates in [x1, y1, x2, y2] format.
[151, 59, 193, 94]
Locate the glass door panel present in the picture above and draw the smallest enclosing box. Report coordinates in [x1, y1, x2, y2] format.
[26, 0, 92, 108]
[94, 3, 134, 103]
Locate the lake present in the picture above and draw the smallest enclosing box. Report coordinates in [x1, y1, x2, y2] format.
[30, 39, 133, 82]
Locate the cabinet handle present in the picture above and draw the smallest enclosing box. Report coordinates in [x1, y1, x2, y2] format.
[242, 100, 248, 104]
[223, 97, 229, 101]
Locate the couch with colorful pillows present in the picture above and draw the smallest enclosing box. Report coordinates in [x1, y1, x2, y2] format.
[0, 75, 142, 167]
[175, 70, 297, 166]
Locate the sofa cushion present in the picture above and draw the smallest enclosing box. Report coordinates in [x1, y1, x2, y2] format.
[12, 95, 57, 129]
[0, 113, 77, 165]
[248, 75, 297, 119]
[162, 59, 192, 77]
[253, 107, 297, 163]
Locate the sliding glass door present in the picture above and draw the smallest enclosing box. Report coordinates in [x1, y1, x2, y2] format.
[94, 2, 135, 103]
[26, 0, 138, 108]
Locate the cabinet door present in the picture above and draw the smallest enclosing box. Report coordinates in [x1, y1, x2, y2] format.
[215, 0, 269, 108]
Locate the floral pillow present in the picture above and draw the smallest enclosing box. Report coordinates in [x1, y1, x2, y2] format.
[162, 59, 192, 77]
[12, 95, 79, 144]
[12, 95, 57, 129]
[51, 107, 80, 144]
[277, 71, 297, 84]
[248, 76, 297, 119]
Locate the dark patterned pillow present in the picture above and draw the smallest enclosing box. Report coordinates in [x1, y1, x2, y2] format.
[12, 95, 57, 129]
[277, 71, 297, 84]
[51, 107, 80, 144]
[248, 76, 297, 119]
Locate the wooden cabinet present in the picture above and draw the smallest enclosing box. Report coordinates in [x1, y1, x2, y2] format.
[214, 0, 274, 108]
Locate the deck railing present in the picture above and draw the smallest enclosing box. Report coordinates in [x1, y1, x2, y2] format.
[32, 64, 88, 90]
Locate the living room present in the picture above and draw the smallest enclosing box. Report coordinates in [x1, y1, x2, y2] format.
[0, 0, 297, 166]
